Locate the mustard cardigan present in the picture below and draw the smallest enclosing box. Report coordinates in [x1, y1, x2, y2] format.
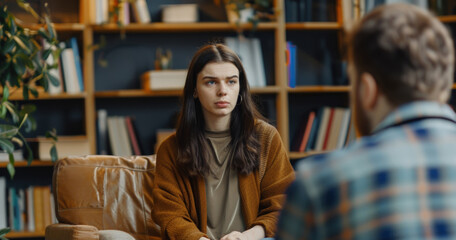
[152, 120, 295, 240]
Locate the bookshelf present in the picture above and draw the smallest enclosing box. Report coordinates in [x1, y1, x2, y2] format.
[3, 0, 456, 238]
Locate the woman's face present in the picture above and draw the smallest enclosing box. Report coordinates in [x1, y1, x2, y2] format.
[195, 62, 240, 124]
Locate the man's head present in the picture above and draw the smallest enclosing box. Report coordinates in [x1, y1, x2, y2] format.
[347, 3, 455, 136]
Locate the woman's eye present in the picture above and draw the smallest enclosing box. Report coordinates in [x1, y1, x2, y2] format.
[228, 79, 238, 84]
[206, 80, 215, 85]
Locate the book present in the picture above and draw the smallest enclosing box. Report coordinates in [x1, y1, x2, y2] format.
[38, 136, 90, 160]
[0, 149, 24, 162]
[125, 116, 141, 155]
[321, 108, 336, 151]
[224, 37, 266, 88]
[299, 111, 316, 152]
[117, 116, 133, 157]
[131, 0, 151, 23]
[337, 109, 352, 149]
[69, 38, 84, 92]
[97, 109, 109, 155]
[314, 107, 332, 151]
[60, 43, 81, 94]
[107, 116, 133, 156]
[0, 177, 6, 229]
[33, 187, 44, 232]
[306, 108, 324, 151]
[325, 107, 346, 151]
[41, 186, 52, 229]
[141, 70, 187, 91]
[26, 186, 35, 232]
[162, 4, 198, 23]
[286, 41, 297, 88]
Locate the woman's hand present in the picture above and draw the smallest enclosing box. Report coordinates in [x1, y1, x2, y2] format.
[220, 231, 247, 240]
[220, 225, 265, 240]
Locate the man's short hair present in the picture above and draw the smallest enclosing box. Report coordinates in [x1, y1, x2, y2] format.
[348, 3, 454, 105]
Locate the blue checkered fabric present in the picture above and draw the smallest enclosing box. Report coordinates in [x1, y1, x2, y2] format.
[276, 101, 456, 240]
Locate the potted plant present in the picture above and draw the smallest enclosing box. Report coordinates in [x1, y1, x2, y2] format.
[0, 0, 59, 178]
[0, 1, 60, 236]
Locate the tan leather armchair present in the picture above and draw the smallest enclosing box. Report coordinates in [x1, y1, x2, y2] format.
[45, 155, 161, 240]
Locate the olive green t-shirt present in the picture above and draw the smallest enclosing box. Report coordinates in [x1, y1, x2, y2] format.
[205, 130, 245, 240]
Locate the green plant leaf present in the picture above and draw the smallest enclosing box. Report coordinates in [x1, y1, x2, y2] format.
[38, 28, 52, 42]
[30, 87, 38, 98]
[45, 128, 58, 141]
[17, 132, 33, 164]
[46, 72, 60, 86]
[22, 84, 29, 100]
[0, 138, 14, 153]
[2, 86, 9, 102]
[7, 15, 16, 35]
[21, 104, 36, 114]
[3, 39, 15, 54]
[12, 56, 25, 77]
[6, 161, 15, 179]
[50, 145, 57, 162]
[0, 61, 10, 75]
[0, 105, 6, 119]
[13, 36, 30, 54]
[0, 227, 11, 236]
[42, 49, 52, 60]
[0, 124, 19, 139]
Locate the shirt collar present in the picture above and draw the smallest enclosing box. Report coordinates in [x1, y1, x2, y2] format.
[373, 101, 456, 133]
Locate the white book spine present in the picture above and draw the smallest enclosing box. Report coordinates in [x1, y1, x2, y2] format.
[61, 48, 81, 94]
[26, 186, 35, 232]
[0, 177, 6, 229]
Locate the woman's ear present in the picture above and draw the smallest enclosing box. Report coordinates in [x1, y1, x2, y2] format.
[358, 73, 379, 111]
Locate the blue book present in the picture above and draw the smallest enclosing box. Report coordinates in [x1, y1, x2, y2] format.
[306, 107, 323, 151]
[286, 41, 297, 88]
[69, 37, 84, 92]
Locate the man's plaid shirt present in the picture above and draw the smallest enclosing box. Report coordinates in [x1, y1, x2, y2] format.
[276, 101, 456, 240]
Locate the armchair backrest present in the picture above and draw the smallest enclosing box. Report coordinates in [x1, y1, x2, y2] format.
[52, 155, 160, 240]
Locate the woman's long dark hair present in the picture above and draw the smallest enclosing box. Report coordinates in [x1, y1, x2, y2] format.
[176, 43, 264, 176]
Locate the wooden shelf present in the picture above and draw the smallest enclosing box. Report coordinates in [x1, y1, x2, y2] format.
[0, 86, 86, 100]
[5, 230, 45, 238]
[438, 15, 456, 23]
[0, 160, 54, 168]
[95, 86, 280, 98]
[95, 89, 182, 98]
[7, 91, 86, 101]
[250, 86, 281, 94]
[19, 23, 85, 31]
[288, 85, 351, 93]
[286, 22, 342, 30]
[91, 22, 278, 32]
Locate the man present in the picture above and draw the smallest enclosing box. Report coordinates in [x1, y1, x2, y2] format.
[276, 3, 456, 240]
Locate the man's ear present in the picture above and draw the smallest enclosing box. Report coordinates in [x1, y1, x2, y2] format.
[358, 73, 379, 110]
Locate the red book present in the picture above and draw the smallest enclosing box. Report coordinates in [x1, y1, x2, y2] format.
[322, 108, 335, 151]
[299, 111, 315, 152]
[125, 116, 141, 155]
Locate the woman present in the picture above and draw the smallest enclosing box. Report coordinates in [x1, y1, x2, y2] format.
[152, 43, 295, 240]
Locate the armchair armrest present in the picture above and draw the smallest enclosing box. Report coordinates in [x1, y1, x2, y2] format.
[45, 223, 99, 240]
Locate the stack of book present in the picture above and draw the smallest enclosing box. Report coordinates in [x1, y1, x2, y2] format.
[291, 107, 353, 153]
[0, 179, 57, 233]
[89, 0, 151, 25]
[44, 37, 84, 95]
[98, 111, 142, 156]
